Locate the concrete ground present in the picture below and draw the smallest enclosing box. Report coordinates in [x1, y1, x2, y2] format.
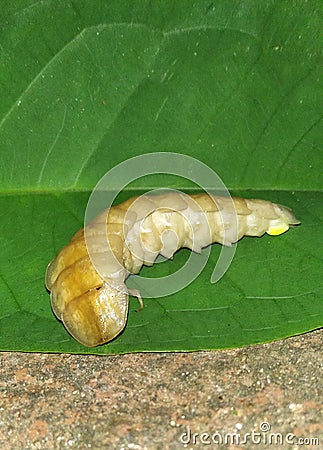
[0, 329, 322, 450]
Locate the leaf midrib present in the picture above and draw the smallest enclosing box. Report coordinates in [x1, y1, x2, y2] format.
[0, 188, 321, 197]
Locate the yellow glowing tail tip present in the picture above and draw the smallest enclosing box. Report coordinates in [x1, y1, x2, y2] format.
[267, 224, 289, 236]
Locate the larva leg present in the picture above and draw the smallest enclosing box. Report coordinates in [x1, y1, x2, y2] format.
[128, 288, 144, 311]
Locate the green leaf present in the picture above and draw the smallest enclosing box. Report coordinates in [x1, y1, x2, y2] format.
[0, 0, 322, 354]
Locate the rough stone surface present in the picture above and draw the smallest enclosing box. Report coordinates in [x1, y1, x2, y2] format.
[0, 329, 322, 450]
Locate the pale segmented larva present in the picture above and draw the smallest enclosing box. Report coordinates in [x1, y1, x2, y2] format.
[45, 192, 300, 347]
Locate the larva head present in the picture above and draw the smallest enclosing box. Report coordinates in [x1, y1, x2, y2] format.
[267, 203, 301, 236]
[60, 283, 129, 347]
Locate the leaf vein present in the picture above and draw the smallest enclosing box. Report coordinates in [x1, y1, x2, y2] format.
[37, 103, 67, 185]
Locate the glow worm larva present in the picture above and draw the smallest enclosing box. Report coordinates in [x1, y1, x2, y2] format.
[45, 192, 300, 347]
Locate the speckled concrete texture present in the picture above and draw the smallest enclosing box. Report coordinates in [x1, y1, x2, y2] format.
[0, 329, 322, 450]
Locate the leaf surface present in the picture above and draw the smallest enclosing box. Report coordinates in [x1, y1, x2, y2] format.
[0, 0, 322, 353]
